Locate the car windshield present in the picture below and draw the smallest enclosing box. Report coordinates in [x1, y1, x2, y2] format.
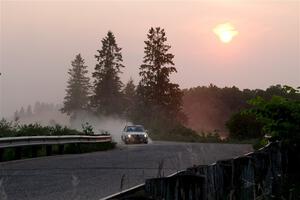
[126, 126, 144, 132]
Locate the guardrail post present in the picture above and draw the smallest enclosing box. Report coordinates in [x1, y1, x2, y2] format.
[0, 148, 3, 162]
[46, 145, 52, 156]
[15, 147, 22, 159]
[59, 145, 64, 154]
[32, 146, 38, 157]
[77, 143, 81, 153]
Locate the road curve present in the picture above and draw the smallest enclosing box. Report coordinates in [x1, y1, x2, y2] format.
[0, 141, 252, 200]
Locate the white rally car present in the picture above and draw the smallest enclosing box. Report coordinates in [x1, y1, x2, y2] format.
[121, 125, 148, 144]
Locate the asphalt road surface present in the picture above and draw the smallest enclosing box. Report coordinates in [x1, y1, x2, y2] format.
[0, 141, 252, 200]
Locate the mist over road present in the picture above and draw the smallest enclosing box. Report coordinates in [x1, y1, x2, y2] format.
[0, 142, 252, 200]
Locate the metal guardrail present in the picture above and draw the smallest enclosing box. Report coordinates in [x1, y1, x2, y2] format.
[100, 171, 184, 200]
[100, 183, 145, 200]
[0, 135, 112, 148]
[100, 143, 258, 199]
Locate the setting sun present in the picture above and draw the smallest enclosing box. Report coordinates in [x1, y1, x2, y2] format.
[213, 23, 238, 43]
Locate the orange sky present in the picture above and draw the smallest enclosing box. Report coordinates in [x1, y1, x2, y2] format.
[0, 0, 299, 117]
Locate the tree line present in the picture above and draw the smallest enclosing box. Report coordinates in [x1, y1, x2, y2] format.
[61, 27, 184, 134]
[14, 102, 61, 120]
[183, 84, 300, 136]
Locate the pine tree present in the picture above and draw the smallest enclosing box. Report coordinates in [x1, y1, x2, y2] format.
[19, 107, 25, 118]
[61, 54, 90, 118]
[14, 110, 19, 121]
[138, 27, 183, 120]
[123, 78, 136, 119]
[91, 31, 125, 116]
[34, 101, 41, 114]
[26, 105, 33, 117]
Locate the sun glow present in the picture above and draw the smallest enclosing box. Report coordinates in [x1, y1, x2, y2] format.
[213, 23, 238, 43]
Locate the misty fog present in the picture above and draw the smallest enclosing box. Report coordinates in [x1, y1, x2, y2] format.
[1, 1, 299, 119]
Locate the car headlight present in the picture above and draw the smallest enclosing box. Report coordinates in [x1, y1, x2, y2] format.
[144, 134, 147, 138]
[127, 134, 131, 138]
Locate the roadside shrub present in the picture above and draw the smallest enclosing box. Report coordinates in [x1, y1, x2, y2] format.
[0, 119, 16, 137]
[149, 123, 222, 143]
[247, 96, 300, 144]
[50, 124, 81, 135]
[17, 123, 51, 137]
[201, 132, 222, 143]
[81, 122, 94, 135]
[226, 112, 264, 140]
[0, 119, 90, 137]
[100, 130, 110, 135]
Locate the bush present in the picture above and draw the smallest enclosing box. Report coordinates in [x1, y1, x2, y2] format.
[149, 123, 222, 143]
[81, 122, 94, 135]
[247, 96, 300, 144]
[50, 124, 81, 135]
[0, 119, 86, 137]
[17, 123, 51, 137]
[226, 91, 300, 149]
[226, 112, 264, 140]
[0, 119, 16, 137]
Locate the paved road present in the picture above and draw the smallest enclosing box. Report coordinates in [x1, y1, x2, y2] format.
[0, 142, 252, 200]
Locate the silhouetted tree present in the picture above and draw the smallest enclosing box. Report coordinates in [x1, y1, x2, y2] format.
[19, 107, 25, 118]
[91, 31, 125, 116]
[34, 102, 41, 114]
[183, 84, 300, 134]
[122, 78, 136, 119]
[26, 105, 33, 117]
[14, 110, 19, 121]
[61, 54, 90, 118]
[136, 27, 183, 129]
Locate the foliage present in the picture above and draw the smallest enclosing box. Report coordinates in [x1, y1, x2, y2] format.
[0, 118, 16, 137]
[246, 95, 300, 143]
[91, 31, 125, 116]
[226, 86, 300, 150]
[81, 122, 94, 135]
[99, 130, 110, 136]
[0, 119, 84, 137]
[135, 27, 184, 133]
[183, 84, 300, 133]
[122, 78, 137, 119]
[149, 123, 222, 143]
[61, 54, 91, 118]
[226, 112, 264, 140]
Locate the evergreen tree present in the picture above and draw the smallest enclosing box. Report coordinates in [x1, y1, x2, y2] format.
[26, 105, 33, 117]
[137, 27, 183, 121]
[61, 54, 90, 118]
[14, 110, 19, 121]
[91, 31, 125, 116]
[34, 101, 41, 114]
[19, 107, 25, 118]
[123, 78, 136, 119]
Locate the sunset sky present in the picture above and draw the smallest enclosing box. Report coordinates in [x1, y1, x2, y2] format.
[0, 0, 299, 117]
